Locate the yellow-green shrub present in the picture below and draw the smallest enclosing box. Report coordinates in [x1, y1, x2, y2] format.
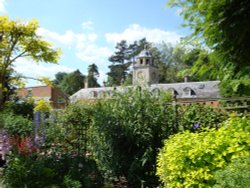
[157, 117, 250, 188]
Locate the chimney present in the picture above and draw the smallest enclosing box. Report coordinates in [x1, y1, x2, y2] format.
[85, 78, 88, 89]
[184, 76, 188, 83]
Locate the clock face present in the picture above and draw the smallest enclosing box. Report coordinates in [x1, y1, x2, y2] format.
[137, 71, 145, 80]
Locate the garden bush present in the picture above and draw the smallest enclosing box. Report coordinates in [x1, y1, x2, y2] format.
[3, 101, 103, 188]
[157, 117, 250, 187]
[3, 113, 33, 137]
[213, 155, 250, 188]
[3, 153, 102, 188]
[178, 104, 227, 131]
[89, 87, 174, 187]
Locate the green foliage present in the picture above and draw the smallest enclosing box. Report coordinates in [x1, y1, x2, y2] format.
[177, 47, 220, 81]
[153, 43, 213, 83]
[87, 63, 100, 88]
[53, 102, 93, 154]
[63, 175, 81, 188]
[3, 153, 102, 188]
[107, 40, 131, 86]
[167, 0, 250, 68]
[213, 156, 250, 188]
[5, 97, 34, 119]
[178, 104, 227, 131]
[58, 70, 85, 95]
[3, 103, 103, 188]
[3, 113, 33, 137]
[0, 16, 60, 108]
[90, 87, 174, 187]
[167, 0, 250, 96]
[53, 72, 68, 85]
[157, 117, 250, 187]
[0, 97, 34, 129]
[107, 39, 149, 86]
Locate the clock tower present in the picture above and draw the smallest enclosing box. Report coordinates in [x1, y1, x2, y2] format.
[133, 46, 159, 85]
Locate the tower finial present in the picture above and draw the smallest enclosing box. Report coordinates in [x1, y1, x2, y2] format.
[144, 44, 148, 50]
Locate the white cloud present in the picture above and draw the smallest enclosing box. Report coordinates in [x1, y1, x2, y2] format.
[37, 27, 112, 67]
[105, 24, 182, 45]
[0, 0, 6, 13]
[14, 59, 74, 80]
[76, 44, 112, 66]
[82, 21, 94, 30]
[98, 70, 107, 85]
[37, 28, 98, 48]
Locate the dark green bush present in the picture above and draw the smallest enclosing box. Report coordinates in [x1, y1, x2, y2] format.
[178, 104, 227, 131]
[90, 87, 174, 187]
[3, 153, 103, 188]
[4, 113, 33, 137]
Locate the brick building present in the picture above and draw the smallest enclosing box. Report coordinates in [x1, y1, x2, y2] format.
[18, 86, 68, 109]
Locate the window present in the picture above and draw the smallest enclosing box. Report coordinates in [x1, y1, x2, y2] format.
[169, 88, 178, 96]
[57, 97, 64, 104]
[90, 91, 98, 98]
[183, 87, 196, 97]
[140, 59, 143, 64]
[146, 59, 150, 65]
[27, 88, 32, 97]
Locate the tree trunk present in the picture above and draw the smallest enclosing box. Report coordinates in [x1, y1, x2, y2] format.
[0, 75, 6, 110]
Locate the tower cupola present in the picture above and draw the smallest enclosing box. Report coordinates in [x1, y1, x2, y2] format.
[133, 45, 159, 85]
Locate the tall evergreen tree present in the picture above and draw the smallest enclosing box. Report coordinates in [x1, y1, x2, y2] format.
[107, 39, 151, 86]
[107, 40, 130, 86]
[87, 63, 100, 88]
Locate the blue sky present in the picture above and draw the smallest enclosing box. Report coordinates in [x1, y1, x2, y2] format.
[1, 0, 189, 86]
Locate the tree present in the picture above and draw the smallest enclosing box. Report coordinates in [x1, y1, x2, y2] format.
[167, 0, 250, 96]
[151, 42, 213, 83]
[59, 70, 85, 95]
[107, 39, 151, 86]
[0, 16, 60, 109]
[176, 46, 221, 82]
[106, 40, 130, 86]
[87, 63, 100, 88]
[53, 72, 67, 85]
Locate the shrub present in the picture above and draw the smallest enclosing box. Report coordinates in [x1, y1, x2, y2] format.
[0, 97, 34, 128]
[3, 96, 34, 119]
[3, 153, 103, 188]
[213, 156, 250, 188]
[34, 99, 52, 113]
[4, 113, 33, 137]
[90, 87, 174, 187]
[157, 117, 250, 187]
[178, 104, 227, 131]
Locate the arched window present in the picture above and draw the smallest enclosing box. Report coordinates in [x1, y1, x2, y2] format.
[183, 87, 196, 97]
[168, 88, 179, 96]
[90, 91, 98, 98]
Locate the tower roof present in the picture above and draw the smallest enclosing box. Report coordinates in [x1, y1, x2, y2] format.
[137, 45, 153, 58]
